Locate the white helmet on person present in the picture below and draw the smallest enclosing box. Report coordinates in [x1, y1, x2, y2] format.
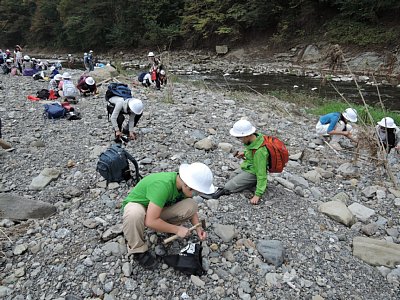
[377, 117, 396, 128]
[54, 74, 63, 81]
[84, 52, 88, 56]
[160, 69, 166, 76]
[6, 59, 12, 63]
[128, 98, 144, 114]
[50, 66, 56, 71]
[23, 55, 30, 61]
[85, 76, 95, 86]
[148, 52, 155, 57]
[179, 163, 216, 194]
[342, 108, 357, 123]
[229, 120, 256, 137]
[62, 72, 71, 79]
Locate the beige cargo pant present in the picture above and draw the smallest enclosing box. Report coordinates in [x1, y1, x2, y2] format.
[123, 198, 197, 254]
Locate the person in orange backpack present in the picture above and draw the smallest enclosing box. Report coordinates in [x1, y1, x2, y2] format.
[203, 119, 270, 205]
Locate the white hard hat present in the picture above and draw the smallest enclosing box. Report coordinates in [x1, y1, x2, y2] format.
[128, 98, 144, 114]
[84, 52, 88, 56]
[68, 54, 72, 56]
[6, 59, 11, 63]
[23, 55, 30, 60]
[50, 66, 56, 71]
[160, 70, 166, 75]
[62, 72, 71, 79]
[229, 120, 256, 137]
[54, 74, 63, 81]
[342, 108, 357, 123]
[377, 117, 396, 128]
[89, 50, 93, 53]
[85, 77, 95, 85]
[148, 52, 154, 57]
[179, 163, 216, 194]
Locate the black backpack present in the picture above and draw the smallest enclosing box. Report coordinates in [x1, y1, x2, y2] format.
[105, 83, 132, 101]
[96, 144, 142, 184]
[37, 89, 50, 99]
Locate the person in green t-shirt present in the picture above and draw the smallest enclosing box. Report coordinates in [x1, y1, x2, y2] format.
[203, 119, 268, 205]
[122, 162, 216, 269]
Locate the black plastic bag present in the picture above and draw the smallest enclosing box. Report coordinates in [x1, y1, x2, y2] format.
[163, 243, 204, 276]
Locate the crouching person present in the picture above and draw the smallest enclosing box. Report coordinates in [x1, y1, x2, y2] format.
[122, 162, 215, 269]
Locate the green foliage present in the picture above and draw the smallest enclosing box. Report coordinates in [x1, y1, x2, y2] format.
[325, 19, 400, 46]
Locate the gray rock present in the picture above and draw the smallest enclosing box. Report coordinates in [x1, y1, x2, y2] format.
[256, 240, 285, 267]
[362, 186, 378, 198]
[386, 228, 399, 238]
[13, 244, 28, 255]
[289, 152, 303, 161]
[102, 224, 123, 241]
[30, 140, 45, 147]
[303, 170, 322, 184]
[194, 137, 214, 150]
[310, 187, 322, 199]
[0, 193, 56, 220]
[206, 199, 219, 211]
[319, 201, 355, 227]
[218, 142, 233, 152]
[337, 162, 358, 177]
[388, 188, 400, 198]
[353, 236, 400, 267]
[265, 273, 283, 287]
[29, 168, 60, 190]
[122, 262, 132, 277]
[191, 275, 205, 287]
[332, 192, 349, 204]
[394, 198, 400, 207]
[214, 224, 236, 242]
[387, 268, 400, 284]
[274, 177, 295, 190]
[361, 223, 379, 236]
[0, 286, 12, 297]
[102, 242, 126, 256]
[289, 174, 309, 189]
[348, 203, 375, 222]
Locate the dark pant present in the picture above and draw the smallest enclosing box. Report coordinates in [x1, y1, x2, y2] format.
[107, 104, 126, 132]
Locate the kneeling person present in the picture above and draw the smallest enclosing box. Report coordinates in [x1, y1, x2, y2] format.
[122, 162, 215, 269]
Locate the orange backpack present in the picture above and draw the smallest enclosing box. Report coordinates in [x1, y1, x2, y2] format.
[253, 135, 289, 173]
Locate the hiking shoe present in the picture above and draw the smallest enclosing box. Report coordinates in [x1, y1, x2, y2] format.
[200, 188, 229, 200]
[135, 251, 158, 269]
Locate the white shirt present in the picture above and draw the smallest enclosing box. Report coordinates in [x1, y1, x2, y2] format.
[108, 96, 136, 132]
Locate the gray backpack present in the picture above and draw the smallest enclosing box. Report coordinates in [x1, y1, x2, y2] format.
[96, 144, 141, 184]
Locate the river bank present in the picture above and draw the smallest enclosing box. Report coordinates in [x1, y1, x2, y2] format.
[0, 69, 400, 299]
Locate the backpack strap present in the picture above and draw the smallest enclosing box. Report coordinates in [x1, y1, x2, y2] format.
[125, 151, 142, 184]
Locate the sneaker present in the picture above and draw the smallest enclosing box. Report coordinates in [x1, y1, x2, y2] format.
[135, 251, 158, 269]
[200, 188, 229, 200]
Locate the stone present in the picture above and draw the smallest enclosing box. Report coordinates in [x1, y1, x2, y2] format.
[102, 242, 126, 256]
[0, 286, 12, 297]
[218, 142, 233, 153]
[289, 152, 303, 161]
[274, 177, 295, 190]
[265, 273, 283, 287]
[386, 228, 399, 238]
[90, 145, 107, 159]
[256, 240, 285, 267]
[13, 244, 28, 255]
[214, 224, 236, 242]
[216, 45, 228, 55]
[395, 198, 400, 207]
[361, 223, 379, 236]
[348, 203, 375, 222]
[194, 137, 214, 150]
[337, 163, 358, 177]
[331, 192, 349, 204]
[303, 170, 322, 184]
[288, 174, 309, 189]
[29, 168, 60, 190]
[30, 140, 45, 147]
[388, 188, 400, 198]
[353, 236, 400, 267]
[102, 224, 123, 241]
[387, 268, 400, 284]
[362, 186, 378, 198]
[190, 275, 205, 287]
[0, 193, 56, 220]
[310, 187, 322, 199]
[206, 199, 219, 212]
[319, 201, 355, 227]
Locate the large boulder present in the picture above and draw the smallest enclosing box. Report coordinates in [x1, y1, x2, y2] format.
[88, 65, 119, 83]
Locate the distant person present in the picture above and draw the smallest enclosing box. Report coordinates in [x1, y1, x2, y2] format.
[316, 108, 358, 146]
[67, 54, 75, 69]
[88, 50, 94, 71]
[107, 96, 144, 141]
[49, 66, 59, 79]
[0, 49, 5, 64]
[122, 162, 214, 269]
[2, 59, 13, 75]
[375, 117, 400, 153]
[83, 52, 89, 71]
[58, 72, 78, 101]
[14, 45, 23, 74]
[148, 51, 164, 90]
[48, 74, 63, 96]
[159, 69, 167, 87]
[77, 75, 97, 96]
[138, 72, 152, 87]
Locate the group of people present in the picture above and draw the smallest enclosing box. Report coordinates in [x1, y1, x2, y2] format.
[138, 52, 167, 90]
[114, 98, 399, 270]
[47, 72, 97, 100]
[316, 107, 400, 153]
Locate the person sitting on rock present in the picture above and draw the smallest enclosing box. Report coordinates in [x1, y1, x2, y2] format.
[375, 117, 400, 153]
[122, 162, 214, 269]
[315, 108, 358, 145]
[203, 120, 269, 205]
[107, 96, 144, 141]
[76, 75, 97, 96]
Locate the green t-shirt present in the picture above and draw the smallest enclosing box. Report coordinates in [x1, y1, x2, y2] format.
[122, 172, 185, 211]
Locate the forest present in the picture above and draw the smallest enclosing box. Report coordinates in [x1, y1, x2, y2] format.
[1, 0, 400, 51]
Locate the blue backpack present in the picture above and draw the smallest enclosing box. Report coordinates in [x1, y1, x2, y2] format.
[105, 83, 132, 101]
[44, 103, 66, 119]
[96, 144, 142, 184]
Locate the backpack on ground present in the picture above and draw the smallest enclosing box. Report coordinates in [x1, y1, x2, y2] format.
[163, 243, 204, 276]
[253, 135, 289, 173]
[138, 72, 146, 83]
[37, 89, 50, 99]
[96, 144, 142, 184]
[105, 83, 132, 101]
[44, 103, 66, 119]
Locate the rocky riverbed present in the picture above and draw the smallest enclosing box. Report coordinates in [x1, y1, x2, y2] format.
[0, 69, 399, 299]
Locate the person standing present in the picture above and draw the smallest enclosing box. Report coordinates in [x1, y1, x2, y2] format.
[122, 162, 215, 269]
[14, 45, 23, 74]
[88, 50, 94, 71]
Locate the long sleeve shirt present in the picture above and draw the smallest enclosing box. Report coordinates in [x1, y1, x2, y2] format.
[108, 96, 136, 132]
[242, 133, 269, 197]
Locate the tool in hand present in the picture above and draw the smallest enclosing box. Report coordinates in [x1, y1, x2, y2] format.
[163, 220, 206, 244]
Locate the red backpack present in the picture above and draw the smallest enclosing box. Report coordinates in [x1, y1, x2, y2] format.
[253, 135, 289, 173]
